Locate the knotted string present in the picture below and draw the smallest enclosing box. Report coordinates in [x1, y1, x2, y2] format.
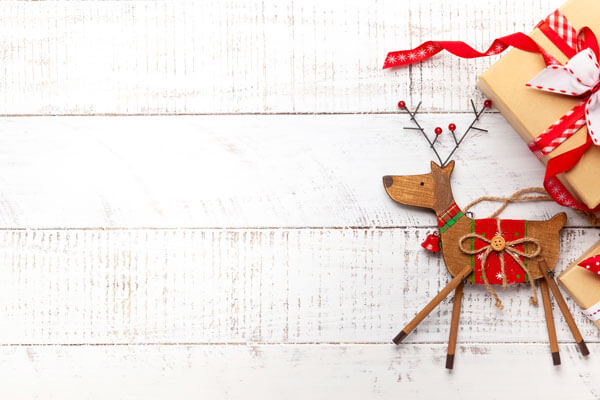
[462, 187, 551, 218]
[458, 188, 552, 309]
[459, 219, 541, 309]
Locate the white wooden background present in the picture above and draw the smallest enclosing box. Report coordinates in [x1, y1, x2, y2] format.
[2, 0, 600, 399]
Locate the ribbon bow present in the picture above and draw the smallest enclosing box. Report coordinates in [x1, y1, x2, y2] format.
[458, 219, 541, 309]
[527, 46, 600, 145]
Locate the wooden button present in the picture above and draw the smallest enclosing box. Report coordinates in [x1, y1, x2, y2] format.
[491, 235, 505, 251]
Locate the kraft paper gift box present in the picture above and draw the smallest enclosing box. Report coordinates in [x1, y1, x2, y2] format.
[558, 241, 600, 330]
[477, 0, 600, 210]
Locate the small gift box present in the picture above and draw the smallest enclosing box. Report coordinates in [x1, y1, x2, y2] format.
[558, 241, 600, 329]
[477, 0, 600, 212]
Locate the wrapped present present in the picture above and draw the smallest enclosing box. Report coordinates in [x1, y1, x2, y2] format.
[383, 0, 600, 213]
[558, 241, 600, 329]
[477, 0, 600, 213]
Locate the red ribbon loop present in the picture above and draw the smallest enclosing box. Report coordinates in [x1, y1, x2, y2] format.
[545, 134, 593, 179]
[578, 26, 600, 60]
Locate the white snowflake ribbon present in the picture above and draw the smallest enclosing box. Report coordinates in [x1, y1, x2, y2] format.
[526, 48, 600, 145]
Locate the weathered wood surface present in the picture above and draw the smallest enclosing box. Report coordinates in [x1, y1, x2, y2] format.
[0, 0, 564, 115]
[0, 114, 588, 228]
[1, 344, 598, 400]
[0, 227, 597, 345]
[2, 0, 599, 398]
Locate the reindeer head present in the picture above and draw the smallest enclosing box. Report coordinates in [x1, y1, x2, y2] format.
[382, 99, 490, 212]
[383, 161, 455, 211]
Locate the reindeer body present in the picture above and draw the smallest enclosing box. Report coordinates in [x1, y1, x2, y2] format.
[383, 161, 566, 281]
[439, 213, 564, 282]
[382, 102, 588, 367]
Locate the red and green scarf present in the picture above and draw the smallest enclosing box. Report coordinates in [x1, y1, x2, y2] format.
[437, 202, 464, 233]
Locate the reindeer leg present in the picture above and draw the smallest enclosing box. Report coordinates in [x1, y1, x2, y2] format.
[393, 265, 472, 344]
[446, 281, 464, 369]
[538, 259, 589, 356]
[539, 277, 560, 365]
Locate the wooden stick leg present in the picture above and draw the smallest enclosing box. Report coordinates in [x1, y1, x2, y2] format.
[446, 281, 464, 370]
[393, 265, 472, 345]
[539, 278, 560, 366]
[538, 259, 590, 356]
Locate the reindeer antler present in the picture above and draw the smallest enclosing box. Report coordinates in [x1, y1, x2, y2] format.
[398, 99, 492, 166]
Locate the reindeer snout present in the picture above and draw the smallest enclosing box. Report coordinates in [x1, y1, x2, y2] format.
[383, 175, 393, 188]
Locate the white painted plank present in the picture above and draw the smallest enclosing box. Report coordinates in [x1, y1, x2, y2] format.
[0, 344, 598, 399]
[0, 227, 597, 344]
[0, 0, 564, 114]
[0, 114, 587, 228]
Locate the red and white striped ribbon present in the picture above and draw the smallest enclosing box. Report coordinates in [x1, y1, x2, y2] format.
[546, 9, 577, 50]
[528, 99, 588, 156]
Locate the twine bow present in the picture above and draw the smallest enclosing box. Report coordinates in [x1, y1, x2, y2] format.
[459, 219, 541, 310]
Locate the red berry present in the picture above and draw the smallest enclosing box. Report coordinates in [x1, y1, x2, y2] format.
[397, 100, 406, 109]
[434, 127, 442, 135]
[484, 99, 492, 108]
[448, 123, 456, 132]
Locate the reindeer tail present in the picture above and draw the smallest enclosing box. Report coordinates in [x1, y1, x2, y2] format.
[549, 212, 567, 231]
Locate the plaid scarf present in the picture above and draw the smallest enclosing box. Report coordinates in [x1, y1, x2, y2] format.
[437, 202, 464, 233]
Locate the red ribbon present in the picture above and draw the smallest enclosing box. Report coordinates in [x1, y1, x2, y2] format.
[383, 12, 600, 213]
[383, 33, 557, 69]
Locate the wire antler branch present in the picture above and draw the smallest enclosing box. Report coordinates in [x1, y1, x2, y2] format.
[399, 100, 443, 166]
[398, 99, 491, 167]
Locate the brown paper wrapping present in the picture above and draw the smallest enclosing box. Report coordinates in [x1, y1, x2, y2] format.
[477, 0, 600, 209]
[558, 241, 600, 329]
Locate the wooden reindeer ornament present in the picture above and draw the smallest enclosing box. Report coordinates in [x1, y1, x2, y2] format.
[383, 101, 589, 369]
